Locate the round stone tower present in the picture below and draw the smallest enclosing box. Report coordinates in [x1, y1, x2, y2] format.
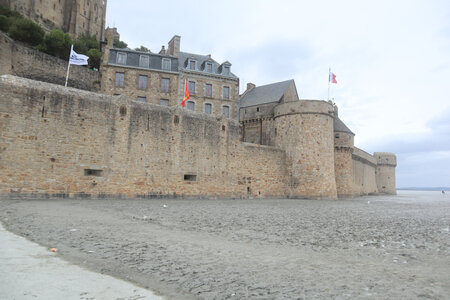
[374, 152, 397, 194]
[274, 100, 337, 199]
[333, 105, 355, 197]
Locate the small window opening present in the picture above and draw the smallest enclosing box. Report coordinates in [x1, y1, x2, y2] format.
[119, 105, 127, 116]
[174, 115, 179, 124]
[222, 125, 226, 131]
[184, 174, 197, 181]
[335, 133, 340, 138]
[256, 107, 260, 112]
[84, 169, 103, 176]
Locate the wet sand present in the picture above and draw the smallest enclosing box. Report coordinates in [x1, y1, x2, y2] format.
[1, 191, 449, 299]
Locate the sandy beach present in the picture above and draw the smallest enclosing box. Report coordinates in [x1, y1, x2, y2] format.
[1, 191, 449, 299]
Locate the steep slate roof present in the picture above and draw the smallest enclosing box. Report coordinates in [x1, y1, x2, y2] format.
[334, 116, 355, 135]
[178, 51, 238, 79]
[239, 79, 294, 108]
[108, 48, 179, 72]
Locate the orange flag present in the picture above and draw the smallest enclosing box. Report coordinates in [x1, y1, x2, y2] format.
[181, 80, 189, 107]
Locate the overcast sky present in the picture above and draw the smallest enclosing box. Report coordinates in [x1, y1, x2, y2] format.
[106, 0, 450, 188]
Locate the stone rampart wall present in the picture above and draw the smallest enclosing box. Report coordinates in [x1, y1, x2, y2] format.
[352, 147, 378, 195]
[0, 75, 287, 198]
[0, 31, 100, 92]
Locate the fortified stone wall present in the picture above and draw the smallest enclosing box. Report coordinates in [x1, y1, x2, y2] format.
[274, 100, 337, 199]
[374, 152, 397, 195]
[240, 102, 277, 146]
[0, 32, 100, 91]
[0, 75, 288, 198]
[352, 147, 378, 195]
[334, 131, 355, 197]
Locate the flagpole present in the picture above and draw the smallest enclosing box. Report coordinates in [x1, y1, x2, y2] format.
[327, 67, 330, 100]
[64, 45, 73, 87]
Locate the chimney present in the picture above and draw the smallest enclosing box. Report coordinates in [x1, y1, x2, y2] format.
[159, 45, 166, 55]
[102, 28, 114, 66]
[167, 35, 181, 57]
[247, 83, 256, 91]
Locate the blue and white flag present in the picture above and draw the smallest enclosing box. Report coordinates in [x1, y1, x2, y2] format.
[69, 46, 89, 65]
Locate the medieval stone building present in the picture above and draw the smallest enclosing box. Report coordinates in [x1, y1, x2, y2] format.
[101, 35, 239, 119]
[239, 80, 397, 197]
[0, 0, 107, 40]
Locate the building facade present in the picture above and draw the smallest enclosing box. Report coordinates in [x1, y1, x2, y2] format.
[0, 0, 107, 40]
[101, 35, 239, 120]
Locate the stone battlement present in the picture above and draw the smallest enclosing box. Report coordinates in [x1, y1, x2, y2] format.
[0, 75, 396, 199]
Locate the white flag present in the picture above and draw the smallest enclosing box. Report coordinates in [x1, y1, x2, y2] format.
[69, 47, 89, 65]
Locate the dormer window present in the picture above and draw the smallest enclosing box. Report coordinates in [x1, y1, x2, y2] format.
[162, 58, 171, 71]
[189, 60, 197, 70]
[117, 52, 127, 65]
[223, 65, 230, 76]
[139, 55, 149, 68]
[206, 62, 213, 73]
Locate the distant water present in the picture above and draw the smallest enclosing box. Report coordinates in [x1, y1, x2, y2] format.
[396, 190, 449, 201]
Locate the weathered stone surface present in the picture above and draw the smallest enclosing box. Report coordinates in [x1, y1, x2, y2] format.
[0, 75, 287, 198]
[0, 75, 396, 199]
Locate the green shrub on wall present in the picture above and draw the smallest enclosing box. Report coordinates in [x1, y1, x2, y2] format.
[74, 34, 99, 54]
[8, 18, 44, 46]
[87, 48, 101, 69]
[0, 15, 9, 31]
[113, 38, 127, 49]
[38, 29, 73, 60]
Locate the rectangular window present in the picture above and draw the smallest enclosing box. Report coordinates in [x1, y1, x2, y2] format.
[162, 58, 171, 71]
[139, 55, 149, 68]
[206, 62, 213, 73]
[223, 86, 230, 99]
[115, 72, 124, 87]
[222, 105, 230, 118]
[117, 52, 127, 64]
[161, 78, 170, 92]
[187, 101, 195, 111]
[205, 83, 212, 97]
[204, 103, 212, 114]
[138, 75, 147, 89]
[160, 99, 169, 106]
[189, 60, 196, 70]
[188, 81, 196, 94]
[137, 96, 146, 103]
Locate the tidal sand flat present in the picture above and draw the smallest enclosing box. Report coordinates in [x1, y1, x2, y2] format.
[1, 191, 449, 299]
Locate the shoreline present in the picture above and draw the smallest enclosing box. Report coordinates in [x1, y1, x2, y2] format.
[1, 192, 449, 299]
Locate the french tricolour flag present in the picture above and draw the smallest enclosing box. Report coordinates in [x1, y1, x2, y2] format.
[329, 70, 337, 84]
